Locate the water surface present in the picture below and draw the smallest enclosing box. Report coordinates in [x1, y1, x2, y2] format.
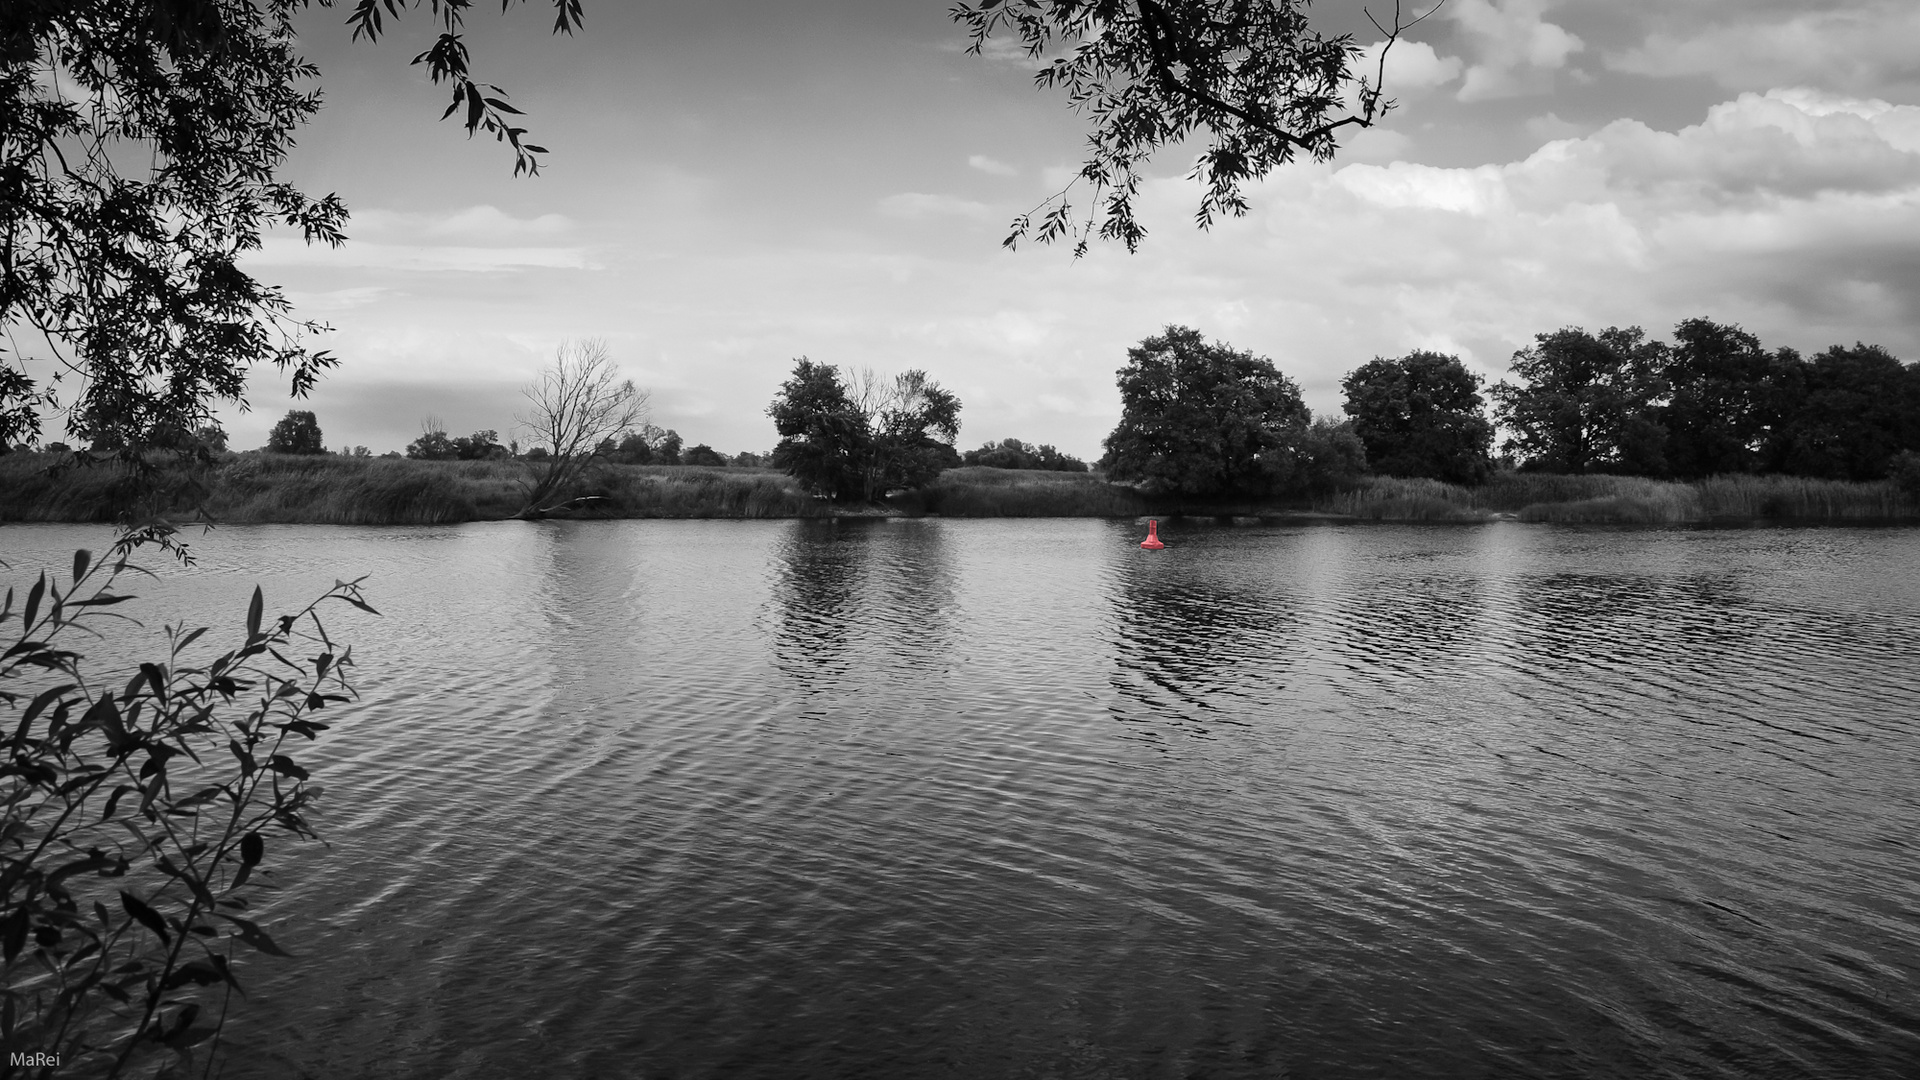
[3, 519, 1916, 1078]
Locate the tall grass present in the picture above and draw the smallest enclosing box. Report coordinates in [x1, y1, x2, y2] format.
[893, 467, 1148, 517]
[0, 453, 830, 523]
[1694, 474, 1910, 520]
[5, 453, 1913, 524]
[1316, 477, 1487, 521]
[1316, 471, 1914, 523]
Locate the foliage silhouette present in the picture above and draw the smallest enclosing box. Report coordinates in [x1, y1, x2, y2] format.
[1490, 327, 1667, 475]
[1342, 351, 1493, 485]
[265, 411, 325, 456]
[768, 361, 961, 502]
[1, 539, 374, 1077]
[953, 0, 1444, 253]
[962, 439, 1089, 472]
[1101, 325, 1312, 497]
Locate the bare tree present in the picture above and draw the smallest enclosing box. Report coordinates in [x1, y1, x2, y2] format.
[514, 338, 649, 516]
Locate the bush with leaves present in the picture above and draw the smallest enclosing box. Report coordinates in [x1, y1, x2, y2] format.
[265, 411, 325, 456]
[1101, 325, 1311, 497]
[962, 439, 1089, 472]
[1, 539, 374, 1076]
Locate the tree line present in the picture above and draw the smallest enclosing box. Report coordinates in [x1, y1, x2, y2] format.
[1092, 320, 1920, 500]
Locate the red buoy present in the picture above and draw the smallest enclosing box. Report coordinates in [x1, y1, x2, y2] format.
[1140, 519, 1165, 549]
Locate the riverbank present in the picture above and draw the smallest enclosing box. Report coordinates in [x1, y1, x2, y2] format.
[0, 452, 830, 524]
[1, 452, 1913, 525]
[1324, 473, 1916, 523]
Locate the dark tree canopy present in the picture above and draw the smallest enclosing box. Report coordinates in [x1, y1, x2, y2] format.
[0, 0, 579, 460]
[1490, 327, 1667, 475]
[1660, 318, 1774, 479]
[963, 438, 1089, 472]
[953, 0, 1438, 253]
[1763, 343, 1919, 481]
[266, 409, 325, 454]
[767, 361, 960, 501]
[768, 360, 873, 502]
[1102, 325, 1311, 496]
[1341, 351, 1493, 485]
[683, 443, 728, 468]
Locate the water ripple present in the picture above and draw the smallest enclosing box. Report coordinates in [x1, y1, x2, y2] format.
[3, 518, 1918, 1078]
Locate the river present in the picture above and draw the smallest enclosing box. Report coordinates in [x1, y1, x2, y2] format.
[2, 518, 1916, 1078]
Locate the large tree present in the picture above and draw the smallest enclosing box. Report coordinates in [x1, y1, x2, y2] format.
[266, 409, 326, 454]
[1102, 325, 1311, 496]
[1341, 351, 1494, 485]
[1660, 318, 1774, 478]
[1763, 343, 1917, 481]
[767, 360, 870, 501]
[515, 338, 648, 515]
[1491, 327, 1667, 475]
[767, 361, 961, 502]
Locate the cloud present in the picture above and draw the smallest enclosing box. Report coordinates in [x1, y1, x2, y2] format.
[1353, 39, 1463, 98]
[285, 286, 395, 312]
[877, 193, 993, 221]
[1524, 112, 1588, 143]
[1448, 0, 1584, 101]
[1169, 87, 1920, 389]
[1608, 4, 1920, 95]
[246, 205, 592, 273]
[248, 240, 591, 272]
[1340, 126, 1415, 165]
[968, 154, 1018, 177]
[344, 205, 576, 244]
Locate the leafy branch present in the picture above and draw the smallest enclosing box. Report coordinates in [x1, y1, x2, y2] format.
[1, 537, 376, 1076]
[951, 0, 1445, 254]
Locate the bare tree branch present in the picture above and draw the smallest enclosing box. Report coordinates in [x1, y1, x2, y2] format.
[513, 338, 649, 517]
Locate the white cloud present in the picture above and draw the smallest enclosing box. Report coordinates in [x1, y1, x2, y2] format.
[246, 205, 591, 273]
[1340, 126, 1415, 164]
[229, 92, 1920, 462]
[968, 154, 1018, 177]
[1448, 0, 1584, 102]
[345, 205, 576, 244]
[248, 240, 591, 272]
[1609, 4, 1920, 95]
[877, 193, 993, 221]
[1353, 39, 1463, 97]
[1524, 112, 1588, 143]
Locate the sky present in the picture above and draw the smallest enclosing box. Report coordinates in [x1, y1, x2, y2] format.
[196, 0, 1920, 459]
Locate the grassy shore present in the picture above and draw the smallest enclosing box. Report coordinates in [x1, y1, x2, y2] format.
[1328, 473, 1916, 524]
[2, 452, 1912, 525]
[889, 466, 1149, 517]
[0, 452, 828, 525]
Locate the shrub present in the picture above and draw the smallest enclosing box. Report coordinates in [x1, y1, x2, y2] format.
[1890, 451, 1920, 501]
[264, 411, 324, 455]
[2, 540, 371, 1073]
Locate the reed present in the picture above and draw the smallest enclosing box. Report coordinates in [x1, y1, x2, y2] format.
[5, 453, 1913, 524]
[0, 453, 830, 523]
[1516, 491, 1704, 524]
[580, 466, 831, 518]
[1693, 473, 1910, 520]
[894, 467, 1149, 517]
[1315, 477, 1488, 521]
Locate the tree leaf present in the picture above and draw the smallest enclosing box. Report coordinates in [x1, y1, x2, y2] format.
[215, 913, 295, 957]
[119, 891, 171, 946]
[23, 572, 44, 630]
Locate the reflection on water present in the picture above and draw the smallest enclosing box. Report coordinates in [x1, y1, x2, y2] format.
[1, 518, 1917, 1079]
